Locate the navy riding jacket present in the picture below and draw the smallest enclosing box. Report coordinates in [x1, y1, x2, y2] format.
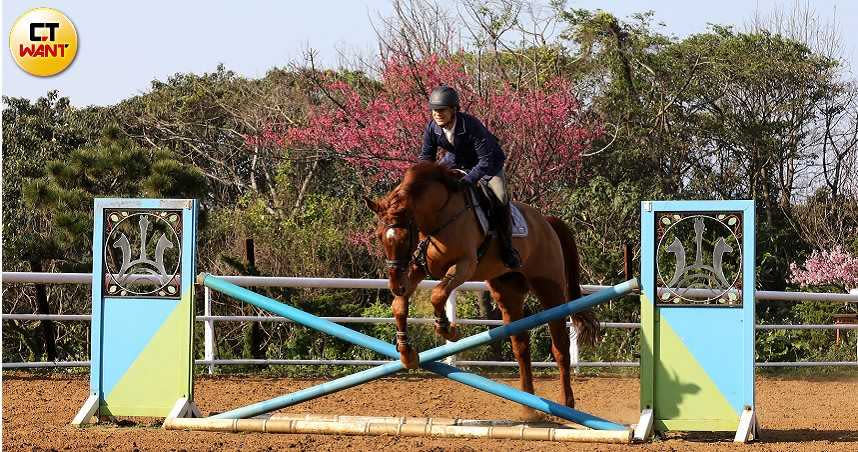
[418, 112, 505, 184]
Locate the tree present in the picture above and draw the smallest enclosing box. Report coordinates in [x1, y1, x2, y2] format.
[3, 92, 106, 271]
[118, 65, 309, 206]
[281, 53, 602, 208]
[23, 129, 209, 263]
[556, 8, 853, 288]
[2, 91, 106, 362]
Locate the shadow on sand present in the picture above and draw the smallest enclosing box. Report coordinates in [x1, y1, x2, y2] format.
[661, 428, 858, 444]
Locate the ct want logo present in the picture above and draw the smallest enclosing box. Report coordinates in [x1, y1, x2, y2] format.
[9, 7, 78, 76]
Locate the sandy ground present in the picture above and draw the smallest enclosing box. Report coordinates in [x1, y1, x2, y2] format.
[3, 372, 857, 451]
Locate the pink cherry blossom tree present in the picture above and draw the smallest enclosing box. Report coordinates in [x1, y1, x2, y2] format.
[789, 246, 858, 290]
[267, 53, 602, 207]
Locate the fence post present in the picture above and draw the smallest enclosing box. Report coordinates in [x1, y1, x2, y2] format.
[443, 290, 458, 366]
[852, 289, 858, 364]
[204, 286, 215, 375]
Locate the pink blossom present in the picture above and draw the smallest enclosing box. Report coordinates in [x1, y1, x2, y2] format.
[789, 246, 858, 289]
[269, 53, 602, 201]
[346, 229, 383, 258]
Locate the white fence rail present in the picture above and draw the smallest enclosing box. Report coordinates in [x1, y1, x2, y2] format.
[3, 272, 858, 370]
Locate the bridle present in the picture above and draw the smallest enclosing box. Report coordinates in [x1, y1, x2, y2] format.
[384, 220, 418, 272]
[382, 187, 475, 278]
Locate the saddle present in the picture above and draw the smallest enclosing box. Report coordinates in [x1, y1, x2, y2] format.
[465, 184, 528, 238]
[412, 175, 528, 277]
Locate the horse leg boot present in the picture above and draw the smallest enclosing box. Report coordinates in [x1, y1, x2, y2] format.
[430, 259, 476, 341]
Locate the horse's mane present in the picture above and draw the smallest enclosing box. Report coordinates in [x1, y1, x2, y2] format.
[383, 162, 462, 217]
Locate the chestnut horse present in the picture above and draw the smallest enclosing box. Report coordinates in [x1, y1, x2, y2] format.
[364, 162, 598, 410]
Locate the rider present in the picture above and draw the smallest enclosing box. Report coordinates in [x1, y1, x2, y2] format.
[418, 85, 521, 269]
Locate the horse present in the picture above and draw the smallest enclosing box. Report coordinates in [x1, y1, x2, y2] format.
[363, 162, 598, 411]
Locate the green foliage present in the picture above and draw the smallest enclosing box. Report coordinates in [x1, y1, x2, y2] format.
[359, 301, 397, 346]
[202, 158, 380, 280]
[2, 92, 105, 269]
[20, 132, 208, 268]
[560, 176, 650, 283]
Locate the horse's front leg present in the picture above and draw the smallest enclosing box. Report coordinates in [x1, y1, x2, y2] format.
[393, 269, 425, 369]
[430, 257, 477, 341]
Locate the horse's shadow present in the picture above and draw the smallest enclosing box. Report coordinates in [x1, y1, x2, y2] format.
[663, 428, 858, 444]
[757, 428, 858, 443]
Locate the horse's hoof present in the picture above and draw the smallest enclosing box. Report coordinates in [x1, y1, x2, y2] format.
[434, 323, 459, 341]
[517, 406, 546, 422]
[400, 347, 419, 369]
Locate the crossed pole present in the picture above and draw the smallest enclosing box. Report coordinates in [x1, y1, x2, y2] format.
[199, 273, 638, 431]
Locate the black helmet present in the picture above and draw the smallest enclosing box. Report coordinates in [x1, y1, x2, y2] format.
[428, 85, 459, 110]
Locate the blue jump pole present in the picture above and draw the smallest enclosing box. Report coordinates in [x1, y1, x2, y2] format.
[201, 273, 637, 430]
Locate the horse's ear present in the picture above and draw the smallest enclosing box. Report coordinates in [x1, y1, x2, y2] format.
[363, 196, 382, 215]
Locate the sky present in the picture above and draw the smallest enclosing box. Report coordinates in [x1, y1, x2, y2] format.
[3, 1, 857, 107]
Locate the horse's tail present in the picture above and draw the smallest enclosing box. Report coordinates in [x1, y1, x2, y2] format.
[546, 216, 599, 347]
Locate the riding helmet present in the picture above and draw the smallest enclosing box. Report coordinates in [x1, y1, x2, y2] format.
[428, 85, 460, 110]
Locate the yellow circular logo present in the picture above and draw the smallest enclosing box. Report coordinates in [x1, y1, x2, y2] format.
[9, 8, 78, 77]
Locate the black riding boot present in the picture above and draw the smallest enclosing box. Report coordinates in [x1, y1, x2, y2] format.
[496, 203, 521, 269]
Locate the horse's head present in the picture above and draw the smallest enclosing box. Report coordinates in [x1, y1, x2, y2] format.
[364, 163, 464, 296]
[364, 192, 418, 297]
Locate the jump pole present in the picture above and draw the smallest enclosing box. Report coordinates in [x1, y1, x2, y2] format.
[167, 274, 636, 439]
[165, 416, 631, 443]
[264, 413, 583, 426]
